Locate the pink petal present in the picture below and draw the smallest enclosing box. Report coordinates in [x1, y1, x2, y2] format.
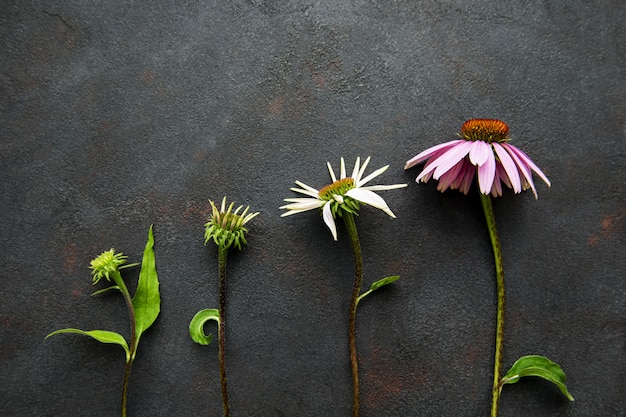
[456, 161, 476, 195]
[492, 142, 521, 193]
[436, 159, 464, 192]
[503, 144, 551, 187]
[468, 140, 490, 166]
[477, 149, 496, 194]
[432, 141, 474, 180]
[501, 143, 537, 198]
[405, 140, 463, 169]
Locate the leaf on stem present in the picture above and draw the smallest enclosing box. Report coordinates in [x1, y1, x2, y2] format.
[501, 355, 574, 401]
[92, 285, 120, 296]
[132, 225, 160, 345]
[189, 309, 220, 346]
[370, 275, 400, 291]
[45, 328, 130, 359]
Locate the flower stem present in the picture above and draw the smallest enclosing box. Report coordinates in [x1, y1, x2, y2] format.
[479, 193, 506, 417]
[343, 212, 363, 417]
[217, 246, 230, 417]
[110, 271, 136, 417]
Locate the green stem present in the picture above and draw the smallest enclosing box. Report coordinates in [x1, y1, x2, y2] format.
[110, 271, 136, 417]
[218, 246, 230, 417]
[343, 212, 363, 417]
[479, 193, 506, 417]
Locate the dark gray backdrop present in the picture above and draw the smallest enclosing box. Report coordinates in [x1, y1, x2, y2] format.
[1, 1, 624, 416]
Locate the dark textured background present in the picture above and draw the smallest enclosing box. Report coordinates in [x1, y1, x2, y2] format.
[1, 1, 624, 416]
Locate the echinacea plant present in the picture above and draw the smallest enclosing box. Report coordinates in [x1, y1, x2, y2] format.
[405, 119, 573, 416]
[189, 197, 259, 417]
[46, 226, 160, 417]
[281, 156, 407, 417]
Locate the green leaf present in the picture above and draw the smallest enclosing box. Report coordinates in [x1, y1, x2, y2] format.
[189, 309, 220, 346]
[370, 275, 400, 291]
[45, 328, 130, 360]
[132, 225, 160, 346]
[502, 355, 574, 401]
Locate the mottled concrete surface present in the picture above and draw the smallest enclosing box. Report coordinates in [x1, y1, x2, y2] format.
[1, 1, 624, 416]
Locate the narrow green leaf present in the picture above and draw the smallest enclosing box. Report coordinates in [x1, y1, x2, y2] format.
[189, 309, 220, 346]
[91, 285, 120, 296]
[45, 328, 130, 359]
[132, 225, 160, 345]
[370, 275, 400, 291]
[502, 355, 574, 401]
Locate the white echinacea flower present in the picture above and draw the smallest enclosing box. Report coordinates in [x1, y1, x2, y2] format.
[280, 156, 407, 240]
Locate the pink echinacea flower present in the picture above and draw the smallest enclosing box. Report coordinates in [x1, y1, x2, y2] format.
[404, 119, 551, 198]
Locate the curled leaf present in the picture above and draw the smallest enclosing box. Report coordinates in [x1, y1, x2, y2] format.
[45, 328, 130, 361]
[502, 355, 574, 401]
[189, 309, 220, 346]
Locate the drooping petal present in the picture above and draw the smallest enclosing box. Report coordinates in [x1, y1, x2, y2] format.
[346, 188, 396, 218]
[501, 143, 538, 198]
[468, 140, 490, 166]
[492, 142, 521, 193]
[432, 140, 474, 180]
[503, 143, 551, 187]
[358, 164, 389, 187]
[437, 158, 465, 192]
[477, 148, 496, 194]
[456, 161, 476, 195]
[490, 165, 504, 197]
[322, 201, 338, 240]
[404, 140, 462, 170]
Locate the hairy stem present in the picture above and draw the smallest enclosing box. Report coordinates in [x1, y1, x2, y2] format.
[343, 212, 363, 417]
[218, 246, 230, 417]
[479, 193, 506, 417]
[110, 271, 136, 417]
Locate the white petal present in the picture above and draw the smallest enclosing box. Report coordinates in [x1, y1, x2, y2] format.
[346, 188, 396, 218]
[360, 183, 408, 191]
[357, 156, 371, 181]
[327, 161, 337, 182]
[280, 199, 325, 214]
[322, 201, 338, 240]
[290, 186, 320, 198]
[358, 164, 389, 187]
[294, 180, 319, 194]
[351, 157, 361, 180]
[340, 157, 346, 179]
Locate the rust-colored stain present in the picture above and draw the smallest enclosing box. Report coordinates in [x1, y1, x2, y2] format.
[180, 201, 211, 224]
[588, 209, 624, 246]
[267, 95, 285, 115]
[361, 346, 404, 411]
[63, 242, 79, 273]
[140, 69, 156, 84]
[193, 149, 206, 161]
